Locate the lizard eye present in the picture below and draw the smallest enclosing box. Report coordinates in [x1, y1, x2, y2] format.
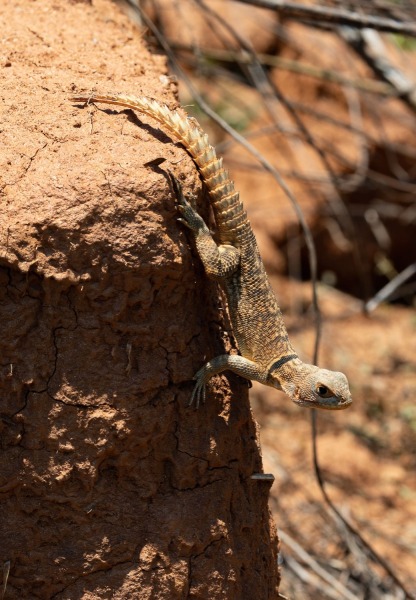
[316, 384, 333, 398]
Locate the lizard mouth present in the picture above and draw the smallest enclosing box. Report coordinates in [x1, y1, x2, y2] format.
[294, 396, 352, 410]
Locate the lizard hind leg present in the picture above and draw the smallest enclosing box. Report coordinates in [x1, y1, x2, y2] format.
[169, 172, 240, 280]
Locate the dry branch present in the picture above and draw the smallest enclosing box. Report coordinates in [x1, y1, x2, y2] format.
[235, 0, 416, 36]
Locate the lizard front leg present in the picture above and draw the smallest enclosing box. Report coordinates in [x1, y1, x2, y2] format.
[190, 354, 268, 408]
[170, 173, 240, 279]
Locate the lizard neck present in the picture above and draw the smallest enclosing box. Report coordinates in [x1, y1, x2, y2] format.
[265, 355, 304, 391]
[267, 354, 299, 372]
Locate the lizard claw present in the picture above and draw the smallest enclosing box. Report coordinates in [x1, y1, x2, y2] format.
[188, 369, 207, 409]
[167, 170, 183, 196]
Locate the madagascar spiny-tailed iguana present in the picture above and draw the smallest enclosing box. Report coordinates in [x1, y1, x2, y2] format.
[70, 93, 352, 411]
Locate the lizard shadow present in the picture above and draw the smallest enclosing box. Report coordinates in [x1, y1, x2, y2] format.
[97, 106, 182, 150]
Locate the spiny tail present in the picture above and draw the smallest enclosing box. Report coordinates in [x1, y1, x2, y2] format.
[69, 93, 248, 244]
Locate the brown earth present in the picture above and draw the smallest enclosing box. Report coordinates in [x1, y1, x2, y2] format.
[0, 1, 279, 598]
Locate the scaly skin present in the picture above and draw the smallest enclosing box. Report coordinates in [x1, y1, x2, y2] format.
[70, 93, 352, 411]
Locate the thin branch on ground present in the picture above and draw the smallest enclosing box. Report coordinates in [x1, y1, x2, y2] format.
[311, 410, 415, 600]
[284, 555, 353, 600]
[365, 262, 416, 312]
[342, 27, 416, 113]
[170, 42, 397, 97]
[235, 0, 416, 36]
[280, 530, 358, 600]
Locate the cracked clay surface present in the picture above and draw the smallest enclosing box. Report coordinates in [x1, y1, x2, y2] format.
[0, 1, 279, 598]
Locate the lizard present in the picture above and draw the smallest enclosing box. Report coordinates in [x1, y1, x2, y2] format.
[69, 93, 352, 411]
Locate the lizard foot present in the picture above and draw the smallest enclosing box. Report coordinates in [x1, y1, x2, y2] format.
[176, 196, 207, 235]
[168, 171, 208, 235]
[188, 367, 208, 409]
[187, 355, 258, 409]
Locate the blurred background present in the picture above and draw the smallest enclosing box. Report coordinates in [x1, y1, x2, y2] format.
[118, 1, 416, 597]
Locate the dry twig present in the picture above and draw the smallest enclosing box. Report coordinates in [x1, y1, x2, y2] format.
[235, 0, 416, 36]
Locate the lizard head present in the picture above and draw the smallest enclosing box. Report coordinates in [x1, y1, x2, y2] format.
[268, 361, 352, 410]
